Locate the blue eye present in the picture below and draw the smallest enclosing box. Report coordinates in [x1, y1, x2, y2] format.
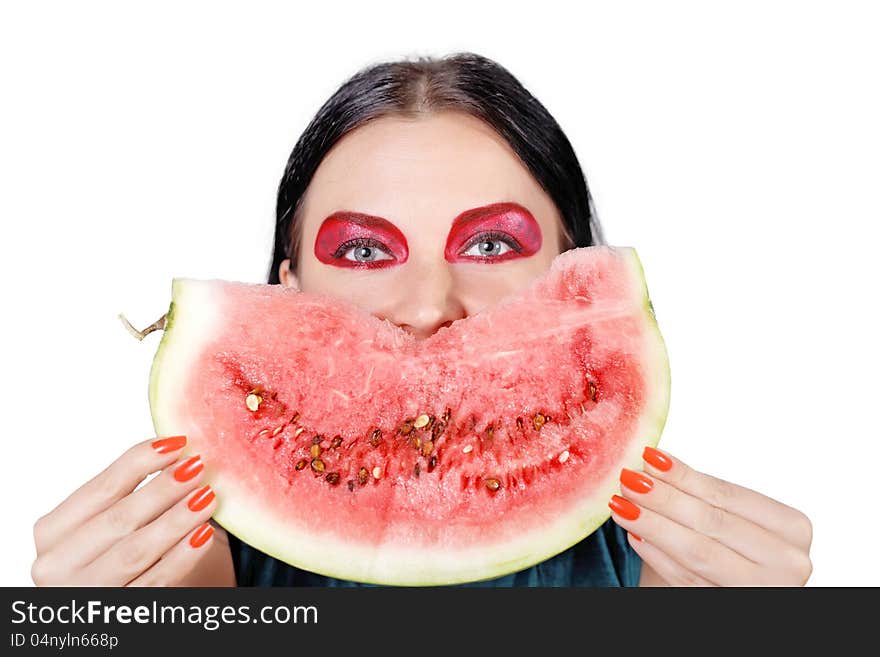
[462, 239, 513, 257]
[460, 231, 522, 259]
[334, 238, 393, 263]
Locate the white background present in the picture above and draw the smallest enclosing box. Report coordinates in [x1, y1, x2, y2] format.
[1, 1, 878, 586]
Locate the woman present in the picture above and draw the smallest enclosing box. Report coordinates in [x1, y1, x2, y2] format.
[31, 52, 813, 587]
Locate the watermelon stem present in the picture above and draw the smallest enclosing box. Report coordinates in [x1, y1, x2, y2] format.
[117, 312, 167, 341]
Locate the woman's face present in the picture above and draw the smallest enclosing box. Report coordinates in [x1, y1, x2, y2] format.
[279, 110, 568, 339]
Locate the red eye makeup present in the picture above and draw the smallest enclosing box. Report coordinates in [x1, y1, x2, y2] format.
[314, 211, 409, 269]
[444, 202, 542, 263]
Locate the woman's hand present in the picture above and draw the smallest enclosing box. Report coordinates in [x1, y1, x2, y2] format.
[609, 446, 813, 586]
[31, 435, 236, 586]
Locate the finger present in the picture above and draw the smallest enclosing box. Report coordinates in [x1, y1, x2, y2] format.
[642, 447, 813, 550]
[74, 483, 217, 586]
[619, 467, 800, 569]
[127, 523, 232, 587]
[58, 454, 206, 569]
[627, 534, 716, 587]
[34, 435, 188, 554]
[608, 494, 763, 586]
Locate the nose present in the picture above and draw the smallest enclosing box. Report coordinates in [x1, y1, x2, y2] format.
[379, 261, 467, 340]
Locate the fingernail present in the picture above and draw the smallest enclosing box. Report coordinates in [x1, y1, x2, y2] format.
[609, 494, 641, 521]
[151, 435, 187, 454]
[174, 455, 203, 482]
[620, 468, 654, 494]
[629, 532, 643, 542]
[643, 446, 672, 471]
[187, 485, 215, 512]
[189, 523, 214, 548]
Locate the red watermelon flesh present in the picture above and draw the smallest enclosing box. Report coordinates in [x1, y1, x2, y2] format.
[148, 246, 670, 585]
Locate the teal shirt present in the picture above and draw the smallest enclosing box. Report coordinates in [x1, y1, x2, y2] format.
[230, 518, 641, 587]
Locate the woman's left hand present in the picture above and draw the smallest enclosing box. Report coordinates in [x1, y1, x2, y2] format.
[609, 446, 813, 586]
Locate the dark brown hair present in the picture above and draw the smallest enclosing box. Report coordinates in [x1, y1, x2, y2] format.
[267, 51, 605, 283]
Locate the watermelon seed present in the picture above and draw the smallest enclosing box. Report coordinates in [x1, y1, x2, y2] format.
[369, 428, 383, 447]
[588, 381, 598, 402]
[331, 436, 343, 449]
[272, 425, 284, 437]
[413, 414, 430, 429]
[485, 425, 495, 444]
[484, 478, 501, 492]
[311, 434, 324, 445]
[357, 467, 369, 486]
[293, 427, 305, 439]
[428, 455, 438, 472]
[295, 459, 307, 471]
[258, 429, 270, 438]
[431, 421, 446, 440]
[421, 440, 434, 457]
[442, 408, 452, 425]
[414, 463, 421, 478]
[400, 420, 414, 435]
[516, 417, 524, 431]
[310, 444, 321, 459]
[245, 394, 262, 412]
[347, 480, 355, 491]
[372, 466, 382, 479]
[462, 445, 474, 454]
[410, 436, 422, 450]
[325, 472, 341, 486]
[559, 450, 570, 464]
[532, 413, 546, 431]
[290, 412, 301, 424]
[310, 458, 325, 473]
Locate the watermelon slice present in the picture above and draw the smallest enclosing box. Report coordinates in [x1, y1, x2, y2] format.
[146, 246, 670, 585]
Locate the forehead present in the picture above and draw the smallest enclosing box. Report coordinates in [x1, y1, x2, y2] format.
[300, 111, 559, 228]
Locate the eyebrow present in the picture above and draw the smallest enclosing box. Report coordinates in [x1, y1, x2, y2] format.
[324, 202, 531, 225]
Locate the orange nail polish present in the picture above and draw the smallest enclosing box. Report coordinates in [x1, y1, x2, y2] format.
[190, 523, 213, 548]
[187, 485, 215, 512]
[609, 494, 641, 521]
[174, 455, 203, 482]
[629, 532, 643, 542]
[643, 446, 672, 472]
[620, 468, 654, 494]
[151, 435, 187, 454]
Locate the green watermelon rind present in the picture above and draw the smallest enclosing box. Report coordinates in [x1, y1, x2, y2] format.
[148, 248, 671, 586]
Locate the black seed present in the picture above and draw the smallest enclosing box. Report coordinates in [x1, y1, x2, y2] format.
[295, 459, 307, 471]
[485, 425, 495, 442]
[516, 417, 524, 431]
[311, 434, 323, 445]
[357, 466, 369, 486]
[310, 458, 325, 473]
[369, 428, 382, 447]
[326, 472, 340, 486]
[331, 435, 343, 449]
[588, 381, 598, 402]
[414, 463, 421, 478]
[484, 478, 501, 492]
[428, 455, 438, 472]
[348, 480, 355, 491]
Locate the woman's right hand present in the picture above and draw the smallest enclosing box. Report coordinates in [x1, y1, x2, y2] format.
[31, 435, 236, 586]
